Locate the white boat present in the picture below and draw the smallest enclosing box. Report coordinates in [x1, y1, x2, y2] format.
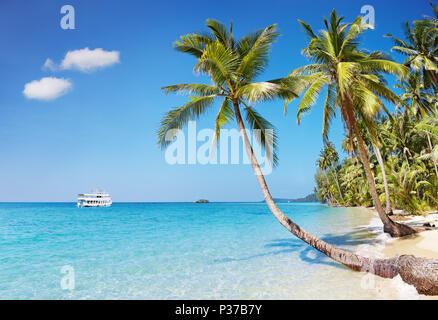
[77, 190, 112, 208]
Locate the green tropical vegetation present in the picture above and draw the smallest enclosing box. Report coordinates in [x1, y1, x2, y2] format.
[314, 5, 438, 220]
[158, 5, 438, 295]
[289, 9, 418, 236]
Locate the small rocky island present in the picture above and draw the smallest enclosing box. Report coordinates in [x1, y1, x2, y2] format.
[195, 199, 209, 203]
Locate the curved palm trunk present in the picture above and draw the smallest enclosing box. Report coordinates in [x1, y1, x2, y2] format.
[344, 99, 416, 237]
[373, 144, 392, 215]
[232, 100, 438, 295]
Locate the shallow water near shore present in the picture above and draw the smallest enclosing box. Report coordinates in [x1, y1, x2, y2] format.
[0, 202, 401, 299]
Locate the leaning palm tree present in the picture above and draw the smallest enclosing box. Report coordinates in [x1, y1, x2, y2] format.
[287, 10, 416, 237]
[158, 18, 438, 295]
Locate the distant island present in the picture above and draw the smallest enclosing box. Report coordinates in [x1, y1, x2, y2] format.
[195, 199, 209, 203]
[263, 193, 319, 203]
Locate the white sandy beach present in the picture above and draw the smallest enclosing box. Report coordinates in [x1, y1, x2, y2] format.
[354, 209, 438, 300]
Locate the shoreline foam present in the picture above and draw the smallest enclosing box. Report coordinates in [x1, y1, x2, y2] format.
[354, 207, 438, 300]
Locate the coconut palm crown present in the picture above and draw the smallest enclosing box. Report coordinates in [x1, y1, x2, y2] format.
[287, 10, 408, 143]
[157, 19, 300, 166]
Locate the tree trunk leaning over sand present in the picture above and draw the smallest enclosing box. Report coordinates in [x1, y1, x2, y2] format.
[233, 100, 438, 295]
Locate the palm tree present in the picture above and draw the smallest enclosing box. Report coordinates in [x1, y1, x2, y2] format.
[416, 114, 438, 178]
[396, 72, 438, 177]
[386, 158, 430, 214]
[395, 72, 437, 118]
[158, 18, 438, 296]
[316, 156, 335, 204]
[386, 21, 438, 92]
[369, 120, 393, 215]
[339, 157, 370, 206]
[320, 142, 344, 202]
[388, 111, 423, 169]
[315, 167, 337, 205]
[288, 10, 416, 237]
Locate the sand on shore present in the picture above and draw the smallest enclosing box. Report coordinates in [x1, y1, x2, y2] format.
[358, 210, 438, 300]
[383, 229, 438, 259]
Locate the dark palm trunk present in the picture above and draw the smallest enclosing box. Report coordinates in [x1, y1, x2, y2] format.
[343, 98, 417, 237]
[373, 143, 392, 215]
[232, 99, 438, 295]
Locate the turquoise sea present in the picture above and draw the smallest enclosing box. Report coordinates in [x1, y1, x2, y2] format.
[0, 202, 379, 299]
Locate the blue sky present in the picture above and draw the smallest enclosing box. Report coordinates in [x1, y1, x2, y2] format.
[0, 0, 432, 202]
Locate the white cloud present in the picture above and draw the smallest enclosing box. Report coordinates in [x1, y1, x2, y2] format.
[60, 48, 120, 72]
[23, 77, 72, 101]
[42, 58, 58, 72]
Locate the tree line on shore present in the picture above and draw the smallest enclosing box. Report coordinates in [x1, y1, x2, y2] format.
[315, 4, 438, 217]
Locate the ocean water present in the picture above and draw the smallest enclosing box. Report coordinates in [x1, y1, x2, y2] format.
[0, 202, 381, 299]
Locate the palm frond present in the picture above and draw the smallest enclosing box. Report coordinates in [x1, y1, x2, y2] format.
[194, 42, 239, 86]
[161, 83, 221, 96]
[236, 24, 279, 82]
[244, 106, 279, 167]
[173, 34, 213, 58]
[322, 83, 337, 142]
[359, 59, 409, 78]
[298, 20, 318, 39]
[206, 19, 232, 48]
[297, 74, 329, 124]
[337, 62, 358, 97]
[157, 95, 217, 148]
[211, 98, 234, 149]
[236, 81, 280, 103]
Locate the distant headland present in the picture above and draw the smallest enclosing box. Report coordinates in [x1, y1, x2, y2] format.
[263, 193, 319, 203]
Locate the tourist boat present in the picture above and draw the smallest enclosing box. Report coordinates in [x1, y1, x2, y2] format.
[77, 190, 112, 208]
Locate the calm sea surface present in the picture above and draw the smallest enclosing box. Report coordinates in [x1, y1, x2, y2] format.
[0, 202, 379, 299]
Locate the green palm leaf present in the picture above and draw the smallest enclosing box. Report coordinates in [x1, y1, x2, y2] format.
[162, 83, 221, 96]
[244, 106, 278, 167]
[297, 74, 329, 124]
[157, 95, 217, 148]
[236, 24, 279, 82]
